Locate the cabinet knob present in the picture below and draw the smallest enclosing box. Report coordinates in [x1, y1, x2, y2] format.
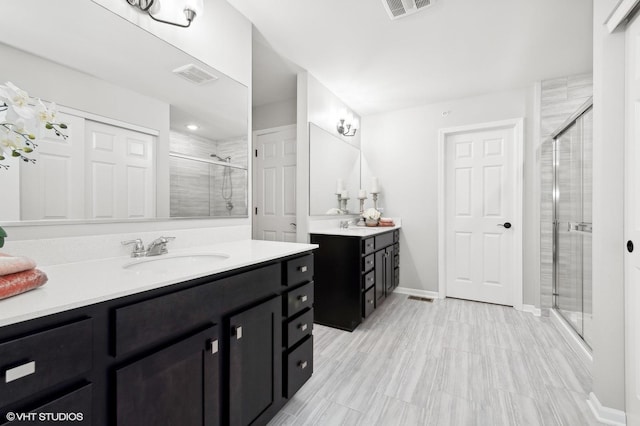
[5, 361, 36, 383]
[368, 299, 374, 304]
[209, 339, 219, 355]
[299, 323, 308, 331]
[298, 295, 308, 303]
[299, 265, 308, 273]
[234, 326, 243, 340]
[299, 360, 308, 369]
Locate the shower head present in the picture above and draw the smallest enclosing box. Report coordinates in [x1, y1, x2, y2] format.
[210, 154, 231, 162]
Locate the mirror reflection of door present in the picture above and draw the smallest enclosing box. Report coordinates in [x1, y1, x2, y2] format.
[253, 125, 297, 242]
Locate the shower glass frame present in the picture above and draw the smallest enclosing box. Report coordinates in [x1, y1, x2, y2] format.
[551, 99, 593, 348]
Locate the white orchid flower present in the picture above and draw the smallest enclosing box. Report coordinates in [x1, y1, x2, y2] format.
[36, 99, 57, 123]
[0, 82, 34, 120]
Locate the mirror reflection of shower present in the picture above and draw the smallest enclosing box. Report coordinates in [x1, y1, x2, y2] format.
[211, 153, 234, 214]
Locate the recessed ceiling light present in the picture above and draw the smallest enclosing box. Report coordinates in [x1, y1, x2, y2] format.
[186, 124, 199, 131]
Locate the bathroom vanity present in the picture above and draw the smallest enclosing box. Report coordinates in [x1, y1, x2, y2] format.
[0, 241, 315, 426]
[310, 226, 400, 331]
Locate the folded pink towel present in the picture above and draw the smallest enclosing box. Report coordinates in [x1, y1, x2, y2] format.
[0, 269, 48, 300]
[0, 254, 37, 276]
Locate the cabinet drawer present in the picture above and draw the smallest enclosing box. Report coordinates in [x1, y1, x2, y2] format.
[394, 230, 400, 243]
[394, 255, 400, 268]
[363, 270, 375, 290]
[114, 264, 280, 357]
[363, 287, 375, 318]
[285, 282, 314, 317]
[285, 336, 313, 399]
[0, 384, 93, 426]
[362, 254, 375, 273]
[285, 254, 314, 286]
[0, 319, 92, 407]
[394, 243, 400, 253]
[375, 232, 394, 249]
[362, 238, 375, 255]
[285, 309, 313, 348]
[394, 268, 399, 287]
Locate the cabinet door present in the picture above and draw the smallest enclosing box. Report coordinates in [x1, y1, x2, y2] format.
[116, 325, 219, 426]
[229, 297, 282, 426]
[385, 247, 395, 294]
[374, 250, 386, 304]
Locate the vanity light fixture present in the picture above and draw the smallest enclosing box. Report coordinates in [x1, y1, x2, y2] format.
[336, 111, 359, 137]
[126, 0, 203, 28]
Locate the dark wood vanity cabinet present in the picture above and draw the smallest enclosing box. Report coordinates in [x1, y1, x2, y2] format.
[0, 251, 314, 426]
[311, 229, 400, 331]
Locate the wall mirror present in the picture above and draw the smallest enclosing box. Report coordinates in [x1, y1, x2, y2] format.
[309, 123, 361, 215]
[0, 0, 248, 223]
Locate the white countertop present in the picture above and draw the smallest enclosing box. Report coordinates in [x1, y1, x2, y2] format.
[0, 240, 317, 327]
[309, 223, 401, 237]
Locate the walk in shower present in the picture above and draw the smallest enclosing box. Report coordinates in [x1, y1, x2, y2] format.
[551, 99, 593, 347]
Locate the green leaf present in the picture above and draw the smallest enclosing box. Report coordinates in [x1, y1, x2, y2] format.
[23, 147, 33, 153]
[45, 123, 53, 129]
[59, 123, 68, 129]
[0, 237, 4, 248]
[11, 151, 20, 157]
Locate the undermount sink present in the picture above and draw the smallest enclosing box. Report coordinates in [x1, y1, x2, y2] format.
[123, 253, 230, 272]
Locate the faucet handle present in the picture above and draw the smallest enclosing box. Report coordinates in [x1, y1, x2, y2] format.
[121, 239, 146, 257]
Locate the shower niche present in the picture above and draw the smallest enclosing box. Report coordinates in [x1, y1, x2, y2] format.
[551, 101, 593, 347]
[169, 131, 248, 217]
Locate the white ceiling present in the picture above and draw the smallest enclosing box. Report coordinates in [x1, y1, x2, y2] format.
[232, 0, 593, 116]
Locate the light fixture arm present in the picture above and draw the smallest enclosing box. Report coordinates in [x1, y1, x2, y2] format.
[337, 119, 358, 137]
[126, 0, 198, 28]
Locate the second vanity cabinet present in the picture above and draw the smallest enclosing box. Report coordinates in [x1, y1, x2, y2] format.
[0, 251, 314, 426]
[311, 228, 400, 331]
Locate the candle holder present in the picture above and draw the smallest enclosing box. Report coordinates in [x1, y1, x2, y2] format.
[371, 191, 380, 210]
[340, 196, 350, 214]
[357, 197, 367, 226]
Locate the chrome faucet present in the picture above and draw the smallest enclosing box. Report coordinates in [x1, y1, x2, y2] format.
[121, 238, 147, 258]
[339, 220, 350, 229]
[146, 236, 176, 256]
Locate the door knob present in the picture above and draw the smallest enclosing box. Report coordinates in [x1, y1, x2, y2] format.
[497, 222, 512, 229]
[628, 240, 634, 253]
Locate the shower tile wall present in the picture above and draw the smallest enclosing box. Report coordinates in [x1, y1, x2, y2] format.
[539, 74, 592, 314]
[170, 131, 248, 217]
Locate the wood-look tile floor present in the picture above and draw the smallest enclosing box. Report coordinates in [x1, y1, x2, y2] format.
[268, 293, 603, 426]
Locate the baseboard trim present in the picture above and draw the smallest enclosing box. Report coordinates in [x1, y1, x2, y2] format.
[549, 308, 592, 368]
[522, 304, 541, 317]
[587, 392, 627, 426]
[395, 287, 440, 299]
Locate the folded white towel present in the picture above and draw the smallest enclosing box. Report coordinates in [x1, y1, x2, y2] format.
[0, 254, 37, 276]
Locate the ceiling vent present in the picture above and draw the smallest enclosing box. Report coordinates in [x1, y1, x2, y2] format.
[172, 64, 219, 85]
[382, 0, 433, 20]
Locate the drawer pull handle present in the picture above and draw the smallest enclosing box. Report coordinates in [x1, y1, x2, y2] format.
[235, 326, 243, 340]
[299, 360, 308, 369]
[5, 361, 36, 383]
[299, 295, 308, 302]
[368, 299, 374, 304]
[299, 323, 308, 331]
[209, 339, 219, 355]
[299, 266, 308, 273]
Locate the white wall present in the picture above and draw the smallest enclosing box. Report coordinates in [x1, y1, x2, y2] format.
[591, 0, 626, 411]
[91, 0, 252, 86]
[296, 72, 362, 242]
[361, 88, 538, 303]
[253, 98, 297, 130]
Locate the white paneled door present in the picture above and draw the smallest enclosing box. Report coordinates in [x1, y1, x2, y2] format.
[443, 123, 520, 306]
[626, 12, 640, 426]
[85, 120, 155, 219]
[253, 126, 297, 242]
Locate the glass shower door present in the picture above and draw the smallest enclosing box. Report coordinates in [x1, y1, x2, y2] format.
[553, 107, 593, 347]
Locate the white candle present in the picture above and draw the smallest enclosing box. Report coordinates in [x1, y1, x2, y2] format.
[370, 177, 379, 193]
[341, 190, 349, 199]
[358, 189, 367, 198]
[336, 178, 344, 193]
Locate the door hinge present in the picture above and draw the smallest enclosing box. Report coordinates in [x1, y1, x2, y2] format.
[255, 207, 258, 215]
[255, 149, 258, 157]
